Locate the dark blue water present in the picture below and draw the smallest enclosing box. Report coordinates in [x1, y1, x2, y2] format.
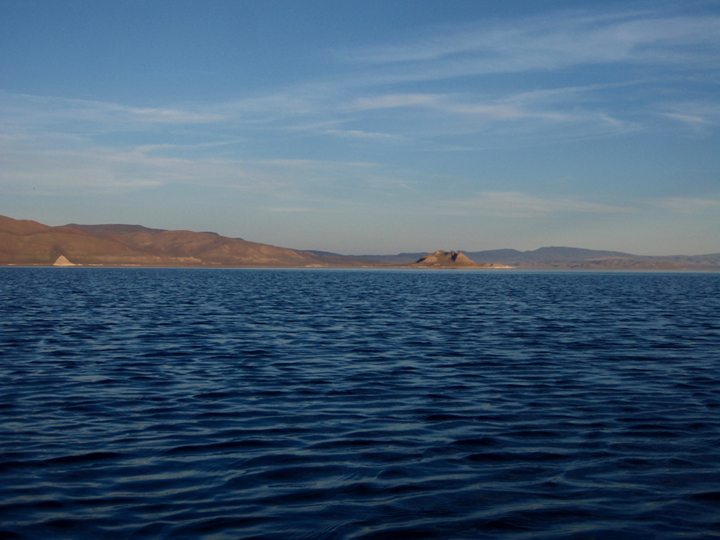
[1, 269, 719, 539]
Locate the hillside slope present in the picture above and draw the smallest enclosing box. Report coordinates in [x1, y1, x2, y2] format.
[0, 215, 362, 267]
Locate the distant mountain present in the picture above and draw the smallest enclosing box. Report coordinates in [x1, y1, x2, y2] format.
[358, 247, 640, 265]
[465, 246, 634, 265]
[359, 246, 720, 270]
[2, 215, 718, 270]
[460, 246, 720, 270]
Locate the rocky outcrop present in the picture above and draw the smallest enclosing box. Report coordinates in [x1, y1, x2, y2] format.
[53, 255, 76, 266]
[413, 250, 493, 268]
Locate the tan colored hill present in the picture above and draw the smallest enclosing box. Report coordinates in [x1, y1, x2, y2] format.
[0, 215, 165, 266]
[411, 250, 508, 268]
[83, 228, 316, 266]
[0, 215, 53, 236]
[0, 215, 364, 267]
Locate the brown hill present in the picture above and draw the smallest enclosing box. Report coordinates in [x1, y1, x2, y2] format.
[0, 216, 163, 266]
[0, 215, 363, 267]
[113, 229, 328, 266]
[0, 215, 54, 236]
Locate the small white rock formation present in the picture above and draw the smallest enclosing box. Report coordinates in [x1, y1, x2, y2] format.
[53, 255, 76, 266]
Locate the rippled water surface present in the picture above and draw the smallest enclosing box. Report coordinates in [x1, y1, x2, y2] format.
[1, 268, 720, 539]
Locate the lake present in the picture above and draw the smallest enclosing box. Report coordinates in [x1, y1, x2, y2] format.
[1, 268, 719, 539]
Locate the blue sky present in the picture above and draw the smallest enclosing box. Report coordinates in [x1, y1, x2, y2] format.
[1, 0, 719, 255]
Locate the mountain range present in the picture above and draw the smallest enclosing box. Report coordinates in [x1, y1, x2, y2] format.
[1, 215, 719, 270]
[365, 248, 720, 270]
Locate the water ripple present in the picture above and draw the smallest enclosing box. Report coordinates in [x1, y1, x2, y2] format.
[1, 268, 719, 539]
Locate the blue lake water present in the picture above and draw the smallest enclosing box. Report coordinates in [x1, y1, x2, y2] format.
[1, 268, 719, 539]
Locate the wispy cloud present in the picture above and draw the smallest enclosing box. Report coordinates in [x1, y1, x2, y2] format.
[660, 102, 720, 134]
[265, 206, 318, 213]
[652, 196, 720, 213]
[343, 11, 720, 79]
[133, 139, 247, 154]
[0, 92, 228, 128]
[321, 129, 402, 141]
[343, 88, 639, 141]
[349, 94, 440, 110]
[0, 132, 389, 199]
[444, 192, 720, 220]
[442, 191, 633, 218]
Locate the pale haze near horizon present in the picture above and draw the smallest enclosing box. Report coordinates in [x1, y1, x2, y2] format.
[1, 0, 719, 256]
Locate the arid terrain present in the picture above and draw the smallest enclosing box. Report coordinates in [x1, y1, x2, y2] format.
[0, 215, 368, 268]
[1, 215, 719, 270]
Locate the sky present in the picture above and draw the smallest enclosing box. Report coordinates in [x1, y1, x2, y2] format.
[1, 0, 719, 255]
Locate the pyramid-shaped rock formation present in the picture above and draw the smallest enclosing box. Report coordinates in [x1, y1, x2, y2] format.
[53, 255, 76, 266]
